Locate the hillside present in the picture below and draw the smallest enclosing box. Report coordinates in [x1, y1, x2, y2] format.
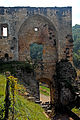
[72, 24, 80, 68]
[0, 74, 50, 120]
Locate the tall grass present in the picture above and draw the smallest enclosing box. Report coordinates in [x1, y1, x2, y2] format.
[0, 74, 50, 120]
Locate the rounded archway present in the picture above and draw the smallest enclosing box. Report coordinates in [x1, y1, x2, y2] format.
[18, 14, 58, 82]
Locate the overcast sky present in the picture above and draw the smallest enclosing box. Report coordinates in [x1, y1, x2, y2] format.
[0, 0, 80, 26]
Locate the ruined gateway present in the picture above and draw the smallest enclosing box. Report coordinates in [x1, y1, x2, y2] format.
[0, 7, 77, 110]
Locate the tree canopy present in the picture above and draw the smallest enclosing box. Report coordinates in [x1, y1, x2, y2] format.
[72, 24, 80, 68]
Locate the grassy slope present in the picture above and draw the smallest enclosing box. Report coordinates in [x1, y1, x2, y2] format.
[0, 74, 80, 119]
[0, 75, 6, 97]
[72, 107, 80, 117]
[0, 74, 50, 120]
[40, 85, 50, 96]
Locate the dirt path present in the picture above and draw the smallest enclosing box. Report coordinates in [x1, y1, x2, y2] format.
[40, 93, 50, 103]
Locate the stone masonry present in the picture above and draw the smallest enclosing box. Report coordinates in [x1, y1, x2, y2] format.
[0, 7, 73, 106]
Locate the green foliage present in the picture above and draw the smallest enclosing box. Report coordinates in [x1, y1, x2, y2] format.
[0, 61, 34, 74]
[40, 85, 50, 96]
[72, 24, 80, 68]
[0, 97, 5, 120]
[8, 76, 17, 95]
[72, 107, 80, 116]
[0, 75, 6, 119]
[73, 24, 80, 42]
[0, 75, 6, 97]
[30, 43, 43, 61]
[0, 74, 50, 120]
[14, 95, 49, 120]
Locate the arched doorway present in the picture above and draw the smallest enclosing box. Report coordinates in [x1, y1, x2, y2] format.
[18, 14, 57, 81]
[18, 14, 58, 105]
[39, 82, 50, 103]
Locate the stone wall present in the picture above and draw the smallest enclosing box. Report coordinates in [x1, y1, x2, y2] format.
[0, 7, 72, 62]
[0, 7, 73, 105]
[16, 69, 40, 100]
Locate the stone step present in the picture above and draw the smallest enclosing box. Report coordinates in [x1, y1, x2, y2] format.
[78, 95, 80, 97]
[75, 92, 80, 95]
[41, 104, 49, 108]
[46, 110, 52, 114]
[27, 97, 35, 101]
[35, 100, 42, 104]
[24, 92, 30, 97]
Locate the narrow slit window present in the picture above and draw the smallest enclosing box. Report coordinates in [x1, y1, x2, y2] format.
[3, 27, 7, 36]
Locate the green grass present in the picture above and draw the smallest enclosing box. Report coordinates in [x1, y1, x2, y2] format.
[0, 74, 50, 120]
[40, 85, 50, 96]
[0, 74, 6, 119]
[13, 95, 49, 120]
[0, 74, 6, 97]
[72, 107, 80, 117]
[1, 74, 79, 119]
[40, 86, 50, 92]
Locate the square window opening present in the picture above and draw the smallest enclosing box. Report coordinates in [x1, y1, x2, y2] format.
[0, 24, 8, 37]
[3, 27, 7, 36]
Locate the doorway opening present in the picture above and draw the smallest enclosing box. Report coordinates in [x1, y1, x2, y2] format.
[39, 82, 50, 104]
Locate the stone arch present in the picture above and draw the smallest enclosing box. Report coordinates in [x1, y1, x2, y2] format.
[38, 77, 51, 85]
[38, 77, 55, 104]
[18, 14, 58, 83]
[38, 77, 51, 103]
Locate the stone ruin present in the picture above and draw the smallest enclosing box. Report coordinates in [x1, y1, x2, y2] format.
[0, 6, 80, 118]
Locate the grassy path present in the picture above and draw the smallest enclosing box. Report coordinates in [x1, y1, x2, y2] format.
[40, 93, 50, 103]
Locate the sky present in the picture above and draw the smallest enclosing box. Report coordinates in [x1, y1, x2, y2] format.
[0, 0, 80, 26]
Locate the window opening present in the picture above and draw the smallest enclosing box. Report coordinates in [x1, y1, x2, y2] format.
[3, 27, 7, 36]
[34, 27, 38, 32]
[30, 43, 43, 61]
[0, 24, 8, 37]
